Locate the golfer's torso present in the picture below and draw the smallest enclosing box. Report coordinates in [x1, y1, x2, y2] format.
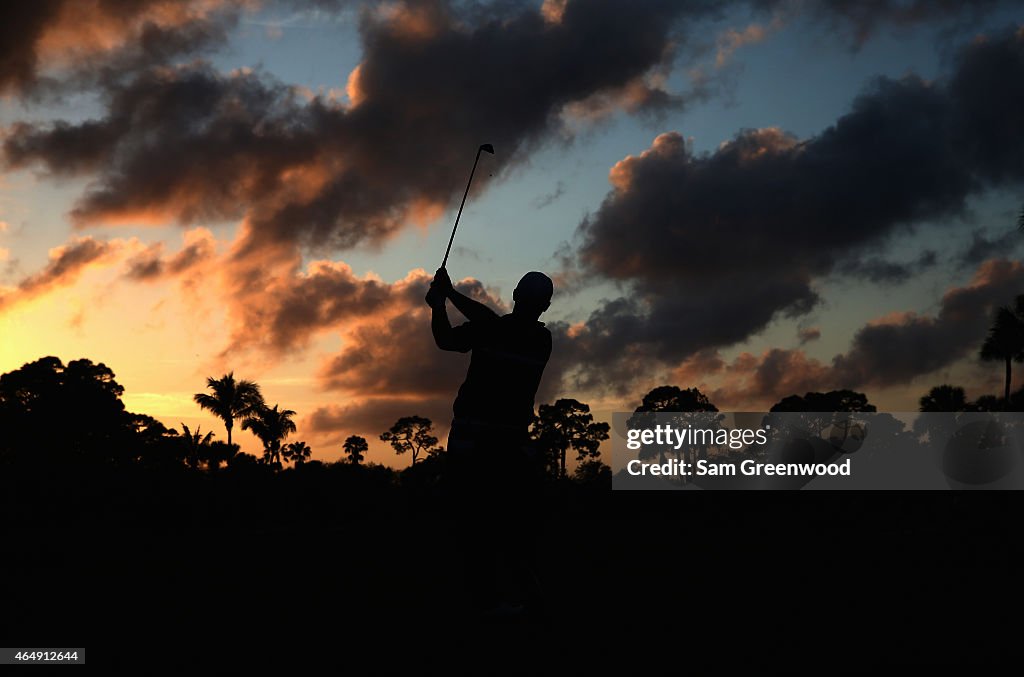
[452, 314, 551, 428]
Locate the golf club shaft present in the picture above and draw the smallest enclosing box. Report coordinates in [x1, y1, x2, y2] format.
[441, 147, 485, 269]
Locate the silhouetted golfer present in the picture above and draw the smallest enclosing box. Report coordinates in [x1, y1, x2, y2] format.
[425, 267, 553, 617]
[426, 267, 552, 446]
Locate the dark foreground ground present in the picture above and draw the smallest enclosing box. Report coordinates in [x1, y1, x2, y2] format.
[1, 467, 1020, 670]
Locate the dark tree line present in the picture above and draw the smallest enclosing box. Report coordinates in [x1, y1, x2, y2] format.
[0, 357, 614, 487]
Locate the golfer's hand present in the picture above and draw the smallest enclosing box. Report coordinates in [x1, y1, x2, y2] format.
[425, 283, 446, 309]
[433, 267, 454, 295]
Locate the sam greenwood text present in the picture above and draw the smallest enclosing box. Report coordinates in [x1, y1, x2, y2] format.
[626, 458, 852, 477]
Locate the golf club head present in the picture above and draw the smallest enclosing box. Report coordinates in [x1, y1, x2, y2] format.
[479, 143, 494, 154]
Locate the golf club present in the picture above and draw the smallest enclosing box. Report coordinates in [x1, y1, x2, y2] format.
[441, 143, 494, 268]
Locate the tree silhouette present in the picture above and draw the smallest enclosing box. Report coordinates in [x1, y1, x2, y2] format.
[343, 435, 369, 465]
[628, 386, 721, 470]
[531, 399, 610, 479]
[573, 458, 612, 485]
[203, 440, 238, 471]
[242, 404, 297, 468]
[973, 394, 1005, 412]
[0, 356, 177, 465]
[380, 416, 438, 465]
[282, 440, 312, 467]
[766, 390, 876, 461]
[193, 372, 264, 447]
[979, 301, 1024, 408]
[180, 423, 214, 470]
[919, 385, 969, 412]
[769, 390, 876, 412]
[967, 385, 1024, 412]
[635, 385, 718, 414]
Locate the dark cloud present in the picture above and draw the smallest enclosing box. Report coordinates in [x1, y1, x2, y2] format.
[693, 258, 1024, 407]
[723, 348, 833, 407]
[832, 258, 1024, 387]
[558, 235, 820, 395]
[3, 0, 1007, 97]
[319, 308, 468, 396]
[0, 237, 113, 311]
[4, 65, 320, 236]
[797, 326, 821, 344]
[625, 346, 836, 410]
[0, 1, 236, 96]
[542, 311, 657, 398]
[836, 249, 938, 284]
[958, 228, 1024, 269]
[792, 0, 1012, 46]
[569, 27, 1024, 391]
[0, 2, 60, 94]
[4, 0, 719, 257]
[228, 262, 415, 355]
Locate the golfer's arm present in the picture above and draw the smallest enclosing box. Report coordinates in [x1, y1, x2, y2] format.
[447, 289, 499, 322]
[431, 305, 468, 352]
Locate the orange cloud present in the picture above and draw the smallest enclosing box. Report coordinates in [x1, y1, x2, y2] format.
[708, 348, 836, 409]
[608, 132, 688, 192]
[714, 14, 786, 68]
[344, 63, 366, 107]
[223, 243, 426, 356]
[372, 1, 446, 41]
[123, 228, 217, 281]
[35, 0, 228, 66]
[561, 74, 675, 124]
[540, 0, 568, 25]
[0, 237, 118, 313]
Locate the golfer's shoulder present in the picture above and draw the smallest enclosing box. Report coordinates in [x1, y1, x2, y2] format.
[531, 320, 552, 353]
[494, 314, 544, 339]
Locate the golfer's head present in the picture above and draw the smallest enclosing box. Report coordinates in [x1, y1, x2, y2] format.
[513, 271, 553, 317]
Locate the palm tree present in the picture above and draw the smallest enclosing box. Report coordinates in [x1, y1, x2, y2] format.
[343, 435, 368, 465]
[180, 423, 214, 470]
[979, 303, 1024, 408]
[193, 372, 264, 447]
[242, 404, 297, 468]
[282, 441, 311, 467]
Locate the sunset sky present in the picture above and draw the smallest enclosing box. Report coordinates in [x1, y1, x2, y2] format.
[2, 0, 1023, 465]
